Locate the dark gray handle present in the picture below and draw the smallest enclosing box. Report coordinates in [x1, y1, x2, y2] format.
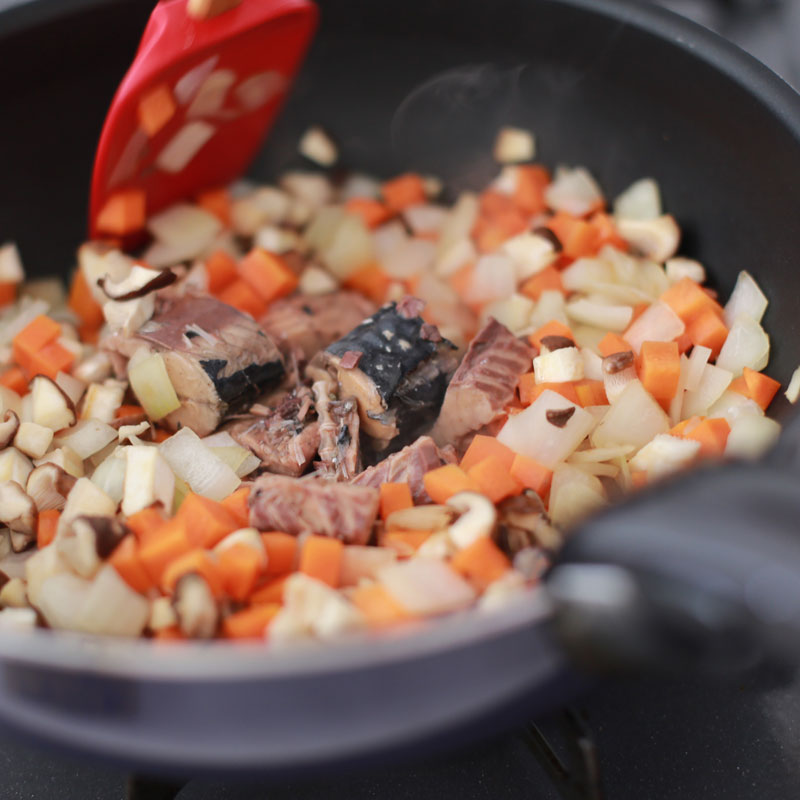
[547, 422, 800, 675]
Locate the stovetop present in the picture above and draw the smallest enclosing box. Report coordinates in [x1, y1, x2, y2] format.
[1, 1, 799, 798]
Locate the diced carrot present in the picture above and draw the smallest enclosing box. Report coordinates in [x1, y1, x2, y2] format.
[547, 212, 597, 258]
[684, 417, 731, 457]
[176, 493, 240, 549]
[519, 375, 580, 406]
[590, 212, 628, 252]
[0, 367, 27, 396]
[742, 367, 781, 411]
[382, 530, 433, 556]
[153, 428, 171, 443]
[137, 83, 176, 137]
[161, 549, 224, 597]
[480, 189, 519, 219]
[528, 319, 574, 351]
[639, 340, 680, 401]
[217, 278, 268, 318]
[448, 263, 479, 309]
[205, 250, 238, 294]
[223, 603, 281, 639]
[685, 308, 729, 357]
[139, 518, 192, 584]
[344, 262, 392, 304]
[574, 379, 609, 407]
[12, 315, 60, 362]
[217, 543, 263, 602]
[350, 583, 412, 627]
[67, 268, 104, 329]
[125, 506, 167, 545]
[299, 535, 343, 588]
[467, 455, 523, 503]
[460, 435, 516, 473]
[0, 282, 16, 307]
[36, 509, 60, 549]
[520, 266, 565, 304]
[597, 332, 632, 358]
[675, 331, 693, 354]
[115, 404, 145, 419]
[661, 277, 723, 324]
[472, 196, 528, 251]
[250, 574, 289, 605]
[221, 486, 251, 528]
[109, 535, 155, 594]
[22, 341, 75, 381]
[509, 453, 553, 498]
[238, 248, 299, 303]
[670, 416, 702, 437]
[345, 197, 393, 229]
[379, 482, 413, 520]
[513, 165, 550, 215]
[423, 464, 480, 505]
[729, 376, 749, 397]
[381, 173, 426, 211]
[196, 187, 231, 226]
[153, 626, 186, 642]
[260, 532, 297, 576]
[630, 471, 649, 489]
[95, 189, 146, 236]
[451, 537, 511, 592]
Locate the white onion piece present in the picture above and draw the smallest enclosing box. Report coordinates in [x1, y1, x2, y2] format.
[0, 387, 21, 416]
[482, 293, 535, 335]
[280, 172, 333, 210]
[55, 420, 117, 460]
[603, 361, 637, 405]
[561, 258, 614, 292]
[570, 461, 619, 478]
[613, 178, 661, 221]
[566, 299, 633, 332]
[706, 390, 763, 425]
[320, 213, 374, 280]
[668, 354, 689, 425]
[684, 345, 712, 392]
[497, 389, 595, 468]
[592, 380, 670, 449]
[493, 127, 535, 163]
[491, 165, 519, 195]
[636, 260, 671, 299]
[77, 565, 150, 637]
[548, 465, 607, 529]
[666, 257, 706, 285]
[0, 242, 24, 283]
[90, 450, 126, 504]
[465, 254, 517, 304]
[724, 270, 768, 328]
[403, 204, 448, 236]
[435, 238, 477, 278]
[569, 444, 634, 462]
[528, 290, 569, 329]
[502, 231, 557, 280]
[582, 348, 605, 381]
[545, 166, 604, 217]
[573, 325, 606, 353]
[129, 352, 180, 421]
[629, 434, 700, 479]
[378, 560, 476, 616]
[340, 546, 397, 587]
[786, 366, 800, 404]
[616, 215, 680, 263]
[382, 238, 436, 279]
[601, 245, 638, 285]
[298, 126, 337, 167]
[37, 573, 92, 631]
[340, 173, 381, 200]
[716, 314, 770, 376]
[437, 192, 479, 258]
[372, 220, 408, 262]
[159, 427, 240, 501]
[681, 364, 733, 418]
[584, 283, 651, 305]
[623, 301, 684, 354]
[0, 608, 37, 631]
[725, 415, 781, 460]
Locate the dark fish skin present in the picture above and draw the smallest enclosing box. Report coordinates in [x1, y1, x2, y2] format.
[432, 318, 533, 450]
[248, 475, 379, 545]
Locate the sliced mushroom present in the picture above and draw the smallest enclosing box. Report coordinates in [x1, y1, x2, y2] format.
[0, 531, 11, 560]
[98, 265, 177, 301]
[173, 573, 218, 639]
[0, 577, 28, 608]
[0, 482, 37, 550]
[0, 410, 20, 449]
[26, 463, 77, 511]
[30, 376, 76, 431]
[385, 504, 455, 532]
[616, 214, 680, 262]
[495, 491, 563, 555]
[149, 596, 178, 632]
[57, 515, 128, 579]
[446, 491, 497, 549]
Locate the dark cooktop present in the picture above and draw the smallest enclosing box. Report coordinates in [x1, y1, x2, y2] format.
[2, 1, 800, 798]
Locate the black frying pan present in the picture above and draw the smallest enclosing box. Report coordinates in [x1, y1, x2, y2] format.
[1, 0, 800, 778]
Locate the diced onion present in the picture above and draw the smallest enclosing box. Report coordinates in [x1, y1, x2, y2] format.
[561, 258, 614, 292]
[623, 301, 684, 354]
[682, 364, 733, 418]
[725, 415, 781, 460]
[437, 193, 479, 258]
[592, 380, 670, 449]
[716, 314, 770, 376]
[613, 178, 661, 221]
[724, 270, 768, 328]
[378, 560, 476, 616]
[545, 166, 604, 217]
[684, 345, 712, 392]
[629, 434, 700, 479]
[566, 298, 633, 332]
[706, 390, 763, 424]
[465, 254, 517, 304]
[786, 366, 800, 404]
[382, 238, 436, 279]
[128, 352, 181, 421]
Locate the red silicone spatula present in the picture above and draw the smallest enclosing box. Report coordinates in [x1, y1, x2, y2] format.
[89, 0, 317, 240]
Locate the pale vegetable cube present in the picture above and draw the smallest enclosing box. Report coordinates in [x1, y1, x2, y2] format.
[629, 434, 701, 478]
[14, 422, 53, 459]
[102, 295, 155, 336]
[666, 257, 706, 285]
[77, 565, 150, 637]
[724, 270, 768, 328]
[80, 380, 126, 424]
[298, 126, 338, 167]
[561, 257, 614, 292]
[545, 167, 604, 217]
[128, 352, 181, 421]
[613, 178, 661, 221]
[437, 192, 479, 257]
[706, 389, 763, 425]
[548, 464, 607, 528]
[786, 366, 800, 404]
[529, 290, 569, 329]
[592, 380, 670, 449]
[298, 265, 339, 296]
[321, 213, 374, 280]
[497, 389, 596, 468]
[493, 126, 535, 163]
[533, 347, 585, 383]
[482, 293, 535, 335]
[435, 238, 477, 278]
[682, 363, 733, 418]
[31, 376, 75, 431]
[623, 301, 684, 354]
[0, 242, 25, 283]
[0, 447, 33, 485]
[502, 231, 558, 280]
[725, 415, 781, 460]
[122, 446, 175, 516]
[566, 298, 633, 332]
[55, 419, 117, 459]
[715, 314, 770, 376]
[616, 215, 680, 262]
[378, 560, 476, 616]
[34, 446, 84, 478]
[60, 478, 117, 532]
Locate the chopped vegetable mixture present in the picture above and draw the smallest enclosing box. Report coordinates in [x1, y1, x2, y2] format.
[0, 125, 787, 641]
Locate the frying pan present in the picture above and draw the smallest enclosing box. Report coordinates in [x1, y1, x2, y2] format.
[2, 0, 800, 778]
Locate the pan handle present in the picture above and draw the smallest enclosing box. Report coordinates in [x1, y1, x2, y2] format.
[546, 417, 800, 675]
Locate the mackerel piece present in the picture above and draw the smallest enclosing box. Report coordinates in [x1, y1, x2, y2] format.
[318, 297, 458, 454]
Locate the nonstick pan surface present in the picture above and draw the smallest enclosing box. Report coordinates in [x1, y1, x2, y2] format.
[1, 0, 800, 776]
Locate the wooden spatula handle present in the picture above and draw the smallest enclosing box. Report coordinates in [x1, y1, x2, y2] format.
[187, 0, 243, 20]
